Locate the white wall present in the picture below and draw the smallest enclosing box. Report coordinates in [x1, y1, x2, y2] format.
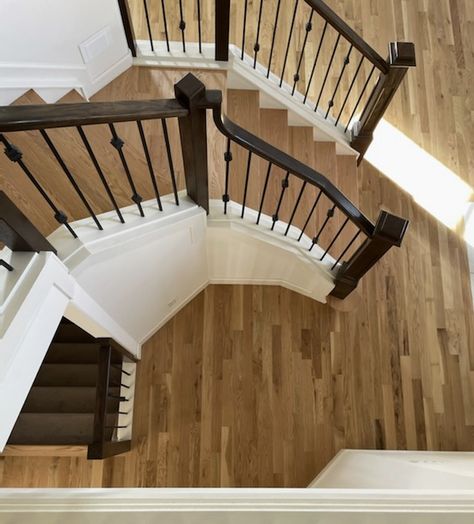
[0, 0, 132, 102]
[49, 194, 209, 347]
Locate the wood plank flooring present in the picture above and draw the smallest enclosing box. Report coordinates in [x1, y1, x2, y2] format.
[1, 0, 474, 489]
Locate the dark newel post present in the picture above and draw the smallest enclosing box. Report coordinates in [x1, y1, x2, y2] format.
[351, 42, 416, 162]
[330, 210, 409, 299]
[118, 0, 137, 57]
[0, 191, 57, 253]
[174, 74, 210, 213]
[215, 0, 231, 61]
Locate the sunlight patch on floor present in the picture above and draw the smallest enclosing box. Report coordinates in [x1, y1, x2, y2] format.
[365, 119, 473, 230]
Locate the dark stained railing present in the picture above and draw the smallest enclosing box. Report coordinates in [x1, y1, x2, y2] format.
[88, 338, 137, 460]
[175, 73, 409, 298]
[119, 0, 415, 162]
[1, 74, 408, 300]
[0, 100, 187, 238]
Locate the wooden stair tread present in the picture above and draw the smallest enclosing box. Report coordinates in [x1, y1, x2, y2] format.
[45, 342, 122, 364]
[33, 363, 121, 387]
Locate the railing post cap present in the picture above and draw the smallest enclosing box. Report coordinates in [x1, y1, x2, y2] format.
[389, 42, 416, 68]
[374, 210, 409, 246]
[174, 73, 206, 108]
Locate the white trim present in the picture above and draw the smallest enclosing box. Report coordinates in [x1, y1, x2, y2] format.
[133, 40, 358, 156]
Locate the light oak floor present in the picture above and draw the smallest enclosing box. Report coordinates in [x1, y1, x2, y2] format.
[1, 0, 474, 487]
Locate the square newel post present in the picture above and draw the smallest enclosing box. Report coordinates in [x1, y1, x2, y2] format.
[174, 74, 210, 213]
[351, 42, 416, 162]
[215, 0, 231, 61]
[330, 211, 409, 299]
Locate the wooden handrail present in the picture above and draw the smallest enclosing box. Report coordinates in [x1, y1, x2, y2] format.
[195, 87, 375, 237]
[0, 99, 189, 132]
[304, 0, 389, 74]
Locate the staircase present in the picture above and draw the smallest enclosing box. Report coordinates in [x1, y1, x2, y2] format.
[7, 318, 136, 458]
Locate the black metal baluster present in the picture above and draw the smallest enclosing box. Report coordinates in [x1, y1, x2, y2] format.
[315, 33, 341, 112]
[266, 0, 281, 78]
[241, 0, 248, 60]
[197, 0, 202, 53]
[309, 204, 336, 251]
[271, 172, 290, 230]
[303, 21, 328, 104]
[108, 123, 144, 217]
[136, 120, 162, 211]
[320, 216, 348, 260]
[331, 230, 361, 270]
[257, 161, 272, 224]
[344, 65, 376, 132]
[160, 0, 170, 52]
[284, 181, 306, 235]
[178, 0, 186, 52]
[279, 0, 299, 87]
[223, 138, 232, 214]
[143, 0, 154, 51]
[325, 45, 353, 119]
[161, 119, 179, 205]
[77, 126, 124, 224]
[253, 0, 264, 69]
[291, 10, 314, 96]
[298, 190, 322, 241]
[241, 150, 252, 218]
[40, 130, 103, 231]
[0, 259, 14, 271]
[335, 55, 364, 126]
[0, 134, 77, 238]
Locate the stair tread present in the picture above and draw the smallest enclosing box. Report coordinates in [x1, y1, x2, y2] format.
[22, 386, 121, 413]
[33, 363, 121, 387]
[8, 413, 115, 445]
[45, 342, 122, 364]
[53, 322, 97, 343]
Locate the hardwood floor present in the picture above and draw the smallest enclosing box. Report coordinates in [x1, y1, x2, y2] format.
[1, 0, 474, 488]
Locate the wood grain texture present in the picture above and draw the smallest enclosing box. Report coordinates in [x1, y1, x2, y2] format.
[1, 0, 474, 489]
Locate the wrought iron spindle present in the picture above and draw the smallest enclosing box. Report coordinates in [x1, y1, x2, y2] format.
[331, 230, 361, 270]
[303, 21, 328, 104]
[0, 259, 14, 271]
[257, 161, 272, 224]
[325, 45, 353, 119]
[223, 138, 232, 214]
[291, 10, 314, 96]
[284, 181, 306, 235]
[335, 55, 364, 126]
[143, 0, 154, 51]
[160, 0, 170, 52]
[271, 172, 290, 230]
[279, 0, 299, 87]
[136, 120, 162, 211]
[197, 0, 202, 53]
[241, 150, 252, 218]
[266, 0, 281, 78]
[161, 119, 179, 205]
[320, 216, 349, 260]
[344, 65, 376, 132]
[253, 0, 264, 69]
[0, 134, 77, 238]
[241, 0, 249, 60]
[315, 33, 341, 112]
[40, 129, 102, 230]
[298, 190, 322, 241]
[178, 0, 186, 52]
[108, 123, 144, 217]
[309, 205, 336, 251]
[77, 126, 124, 224]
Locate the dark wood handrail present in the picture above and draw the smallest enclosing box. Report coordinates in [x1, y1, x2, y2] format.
[304, 0, 389, 74]
[200, 89, 375, 237]
[0, 99, 189, 132]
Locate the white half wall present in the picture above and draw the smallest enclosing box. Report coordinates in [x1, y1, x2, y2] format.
[0, 0, 132, 102]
